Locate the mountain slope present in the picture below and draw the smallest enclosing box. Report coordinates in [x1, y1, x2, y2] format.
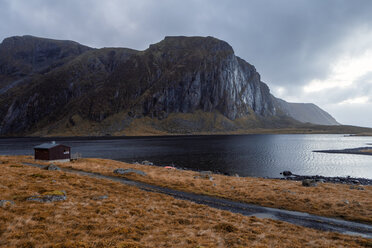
[272, 97, 339, 125]
[0, 35, 92, 94]
[0, 35, 341, 136]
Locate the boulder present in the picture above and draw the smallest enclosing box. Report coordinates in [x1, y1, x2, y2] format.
[199, 171, 212, 178]
[281, 171, 292, 177]
[199, 171, 213, 180]
[0, 200, 14, 207]
[302, 179, 317, 187]
[44, 164, 61, 171]
[351, 179, 360, 185]
[113, 168, 147, 176]
[141, 160, 153, 165]
[27, 190, 67, 203]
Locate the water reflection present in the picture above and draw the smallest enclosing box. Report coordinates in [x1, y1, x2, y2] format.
[0, 134, 371, 178]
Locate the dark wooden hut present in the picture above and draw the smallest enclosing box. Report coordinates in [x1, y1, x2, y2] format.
[34, 142, 71, 161]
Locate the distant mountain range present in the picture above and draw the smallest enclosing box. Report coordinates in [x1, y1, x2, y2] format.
[0, 35, 349, 136]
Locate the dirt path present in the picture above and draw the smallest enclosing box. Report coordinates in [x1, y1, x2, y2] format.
[23, 162, 372, 239]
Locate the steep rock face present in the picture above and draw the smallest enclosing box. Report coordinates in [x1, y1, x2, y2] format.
[100, 36, 275, 121]
[272, 96, 339, 125]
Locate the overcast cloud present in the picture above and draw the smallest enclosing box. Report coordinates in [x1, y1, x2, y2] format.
[1, 0, 372, 127]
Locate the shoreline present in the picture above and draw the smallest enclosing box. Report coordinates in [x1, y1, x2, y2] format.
[1, 127, 372, 138]
[0, 132, 349, 141]
[158, 166, 372, 185]
[314, 147, 372, 157]
[0, 132, 359, 139]
[279, 174, 372, 185]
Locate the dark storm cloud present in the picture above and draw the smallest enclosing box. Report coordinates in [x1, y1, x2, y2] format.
[2, 0, 371, 85]
[1, 0, 372, 126]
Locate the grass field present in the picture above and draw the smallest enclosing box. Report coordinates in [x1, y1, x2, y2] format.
[1, 156, 371, 247]
[31, 156, 372, 224]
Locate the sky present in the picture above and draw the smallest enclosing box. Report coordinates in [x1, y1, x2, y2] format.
[1, 0, 372, 127]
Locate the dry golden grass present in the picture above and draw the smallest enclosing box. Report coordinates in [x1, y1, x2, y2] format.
[0, 156, 371, 247]
[3, 155, 372, 224]
[37, 157, 372, 224]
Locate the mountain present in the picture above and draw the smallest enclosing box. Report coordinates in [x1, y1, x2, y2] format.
[0, 35, 341, 136]
[272, 97, 339, 125]
[0, 35, 92, 93]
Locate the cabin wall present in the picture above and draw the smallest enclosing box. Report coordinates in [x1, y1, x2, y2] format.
[34, 149, 49, 160]
[34, 145, 71, 161]
[49, 146, 70, 160]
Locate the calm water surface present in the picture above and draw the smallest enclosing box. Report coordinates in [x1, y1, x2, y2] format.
[1, 134, 371, 178]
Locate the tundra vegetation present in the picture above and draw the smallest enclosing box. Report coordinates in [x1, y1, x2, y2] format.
[48, 156, 372, 223]
[0, 155, 371, 247]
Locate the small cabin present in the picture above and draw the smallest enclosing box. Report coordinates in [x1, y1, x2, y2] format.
[34, 142, 71, 162]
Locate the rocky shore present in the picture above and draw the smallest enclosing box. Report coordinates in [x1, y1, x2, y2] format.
[279, 171, 372, 185]
[133, 160, 372, 186]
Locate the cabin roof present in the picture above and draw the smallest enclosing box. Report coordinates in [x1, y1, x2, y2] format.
[34, 142, 69, 149]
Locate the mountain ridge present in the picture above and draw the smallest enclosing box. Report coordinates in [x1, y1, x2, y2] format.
[272, 96, 339, 126]
[0, 35, 343, 136]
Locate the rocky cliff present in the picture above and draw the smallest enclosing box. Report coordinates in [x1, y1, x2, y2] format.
[0, 35, 339, 136]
